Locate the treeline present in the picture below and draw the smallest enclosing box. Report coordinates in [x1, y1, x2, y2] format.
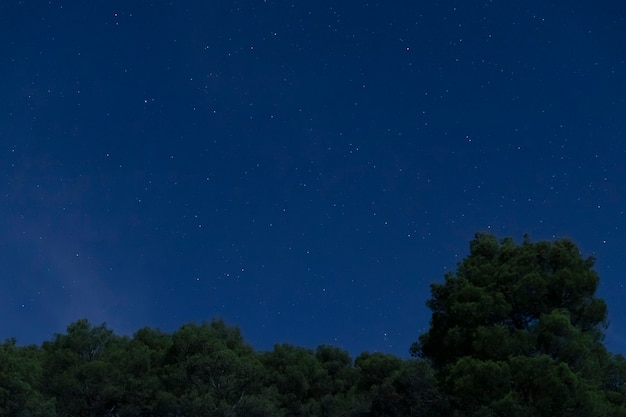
[1, 318, 439, 417]
[3, 233, 626, 416]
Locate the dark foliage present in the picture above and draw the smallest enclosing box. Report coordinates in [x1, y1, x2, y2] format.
[1, 234, 624, 416]
[413, 233, 626, 416]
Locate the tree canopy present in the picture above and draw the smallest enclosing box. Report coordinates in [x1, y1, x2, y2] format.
[412, 232, 626, 416]
[1, 233, 625, 416]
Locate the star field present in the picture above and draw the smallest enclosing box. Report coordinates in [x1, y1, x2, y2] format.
[1, 1, 626, 358]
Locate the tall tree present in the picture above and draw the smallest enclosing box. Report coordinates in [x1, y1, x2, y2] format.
[41, 319, 121, 417]
[164, 320, 270, 417]
[412, 233, 626, 416]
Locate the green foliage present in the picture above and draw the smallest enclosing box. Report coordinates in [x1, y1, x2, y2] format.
[41, 319, 121, 417]
[163, 320, 270, 416]
[413, 232, 626, 416]
[0, 339, 56, 417]
[261, 344, 326, 416]
[355, 355, 442, 417]
[110, 327, 174, 416]
[1, 233, 625, 416]
[355, 352, 402, 391]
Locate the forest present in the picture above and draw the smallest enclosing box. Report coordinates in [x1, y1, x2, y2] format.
[2, 233, 626, 417]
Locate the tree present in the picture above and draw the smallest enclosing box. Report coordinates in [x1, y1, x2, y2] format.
[260, 344, 326, 416]
[0, 338, 55, 417]
[163, 320, 271, 417]
[41, 319, 121, 417]
[412, 233, 626, 416]
[110, 327, 176, 417]
[353, 353, 441, 417]
[313, 345, 361, 415]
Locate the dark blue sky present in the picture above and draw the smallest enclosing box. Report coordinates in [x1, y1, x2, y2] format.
[2, 1, 625, 358]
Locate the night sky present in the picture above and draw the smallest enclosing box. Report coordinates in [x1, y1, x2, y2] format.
[2, 1, 626, 358]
